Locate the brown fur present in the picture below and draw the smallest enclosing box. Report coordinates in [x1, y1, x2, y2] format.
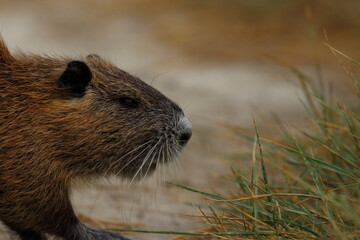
[0, 39, 191, 240]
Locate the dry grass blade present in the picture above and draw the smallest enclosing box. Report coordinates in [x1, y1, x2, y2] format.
[206, 193, 321, 202]
[172, 46, 360, 239]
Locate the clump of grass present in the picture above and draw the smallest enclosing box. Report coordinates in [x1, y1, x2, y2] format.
[113, 45, 359, 239]
[173, 47, 360, 239]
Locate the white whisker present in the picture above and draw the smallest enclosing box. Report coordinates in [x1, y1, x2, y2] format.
[155, 144, 164, 185]
[142, 141, 160, 183]
[106, 139, 153, 175]
[161, 143, 166, 183]
[115, 142, 153, 176]
[130, 138, 162, 184]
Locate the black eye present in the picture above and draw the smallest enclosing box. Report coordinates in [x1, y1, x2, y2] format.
[118, 97, 139, 109]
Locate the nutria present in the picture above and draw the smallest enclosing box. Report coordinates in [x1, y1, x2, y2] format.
[0, 38, 192, 240]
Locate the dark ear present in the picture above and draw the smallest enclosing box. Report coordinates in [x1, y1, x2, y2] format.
[59, 61, 92, 97]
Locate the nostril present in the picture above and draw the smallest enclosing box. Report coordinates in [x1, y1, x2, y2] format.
[177, 115, 192, 147]
[179, 130, 192, 146]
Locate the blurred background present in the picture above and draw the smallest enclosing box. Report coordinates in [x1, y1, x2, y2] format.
[0, 0, 359, 239]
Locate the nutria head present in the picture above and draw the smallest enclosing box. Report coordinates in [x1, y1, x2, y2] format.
[51, 54, 192, 180]
[0, 42, 192, 181]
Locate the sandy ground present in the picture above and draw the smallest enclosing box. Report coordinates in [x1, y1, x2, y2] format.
[0, 1, 356, 239]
